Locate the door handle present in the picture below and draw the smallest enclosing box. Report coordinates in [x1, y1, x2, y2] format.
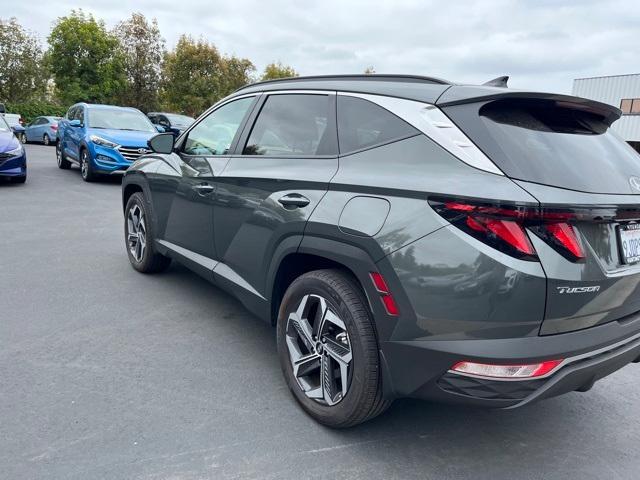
[194, 183, 214, 195]
[278, 193, 310, 208]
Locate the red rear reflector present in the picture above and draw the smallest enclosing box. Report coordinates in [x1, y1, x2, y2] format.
[370, 271, 389, 293]
[451, 359, 563, 379]
[381, 295, 399, 316]
[369, 272, 398, 316]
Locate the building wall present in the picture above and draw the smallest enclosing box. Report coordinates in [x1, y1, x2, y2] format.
[572, 74, 640, 143]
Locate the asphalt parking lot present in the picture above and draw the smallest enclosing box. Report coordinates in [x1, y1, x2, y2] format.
[1, 144, 639, 480]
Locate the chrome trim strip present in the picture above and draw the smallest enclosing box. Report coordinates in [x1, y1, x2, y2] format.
[337, 91, 504, 176]
[447, 330, 640, 382]
[213, 262, 266, 300]
[157, 240, 217, 271]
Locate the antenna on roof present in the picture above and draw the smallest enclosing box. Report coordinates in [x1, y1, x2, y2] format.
[483, 76, 509, 88]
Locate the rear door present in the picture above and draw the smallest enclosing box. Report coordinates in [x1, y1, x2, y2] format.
[212, 92, 339, 299]
[442, 95, 640, 334]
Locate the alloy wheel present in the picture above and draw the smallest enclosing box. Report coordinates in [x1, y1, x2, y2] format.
[56, 143, 62, 165]
[285, 294, 353, 406]
[127, 204, 147, 262]
[20, 133, 26, 144]
[43, 134, 50, 146]
[81, 152, 88, 179]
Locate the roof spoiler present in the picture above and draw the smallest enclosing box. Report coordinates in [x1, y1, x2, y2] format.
[483, 76, 509, 88]
[437, 89, 622, 126]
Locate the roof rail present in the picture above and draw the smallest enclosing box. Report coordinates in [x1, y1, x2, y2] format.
[235, 74, 452, 93]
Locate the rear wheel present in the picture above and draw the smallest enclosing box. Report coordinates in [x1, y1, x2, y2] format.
[43, 134, 50, 146]
[19, 133, 27, 144]
[80, 148, 97, 182]
[56, 142, 71, 169]
[124, 192, 171, 273]
[277, 269, 391, 428]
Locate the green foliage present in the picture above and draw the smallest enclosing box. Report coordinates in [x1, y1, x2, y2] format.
[0, 18, 48, 102]
[5, 100, 66, 124]
[261, 62, 298, 81]
[47, 10, 126, 105]
[113, 13, 165, 112]
[161, 35, 255, 117]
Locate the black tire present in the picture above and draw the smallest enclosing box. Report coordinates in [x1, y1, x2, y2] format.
[56, 142, 71, 169]
[80, 148, 97, 182]
[43, 134, 50, 146]
[124, 192, 171, 273]
[277, 269, 391, 428]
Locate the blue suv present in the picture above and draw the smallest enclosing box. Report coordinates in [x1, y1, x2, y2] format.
[56, 103, 161, 182]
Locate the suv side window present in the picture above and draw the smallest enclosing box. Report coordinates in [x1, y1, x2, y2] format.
[77, 107, 85, 125]
[337, 95, 419, 154]
[183, 97, 255, 156]
[243, 94, 336, 156]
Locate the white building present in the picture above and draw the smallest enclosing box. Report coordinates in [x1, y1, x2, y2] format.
[572, 73, 640, 153]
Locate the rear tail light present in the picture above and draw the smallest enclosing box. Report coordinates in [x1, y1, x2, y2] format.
[429, 198, 586, 262]
[51, 124, 58, 131]
[451, 359, 563, 379]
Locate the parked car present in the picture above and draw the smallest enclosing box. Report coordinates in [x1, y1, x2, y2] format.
[121, 74, 640, 427]
[25, 116, 62, 145]
[147, 112, 195, 137]
[3, 113, 26, 143]
[0, 114, 26, 183]
[56, 103, 162, 182]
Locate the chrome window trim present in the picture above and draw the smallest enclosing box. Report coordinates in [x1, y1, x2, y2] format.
[336, 91, 504, 176]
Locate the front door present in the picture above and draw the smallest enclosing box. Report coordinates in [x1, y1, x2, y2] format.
[160, 95, 259, 276]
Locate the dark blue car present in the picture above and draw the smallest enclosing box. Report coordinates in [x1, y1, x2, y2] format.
[56, 103, 162, 182]
[0, 115, 27, 183]
[147, 112, 195, 137]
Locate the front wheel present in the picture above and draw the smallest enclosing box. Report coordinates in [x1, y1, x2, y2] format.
[124, 192, 171, 273]
[277, 269, 391, 428]
[80, 148, 97, 182]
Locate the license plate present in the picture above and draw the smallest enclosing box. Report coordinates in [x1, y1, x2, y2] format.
[619, 224, 640, 264]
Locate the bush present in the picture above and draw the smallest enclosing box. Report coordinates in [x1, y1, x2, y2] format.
[5, 101, 67, 123]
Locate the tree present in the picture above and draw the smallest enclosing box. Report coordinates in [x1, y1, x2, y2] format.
[113, 13, 165, 112]
[48, 10, 126, 105]
[0, 18, 47, 102]
[261, 61, 297, 81]
[161, 35, 254, 116]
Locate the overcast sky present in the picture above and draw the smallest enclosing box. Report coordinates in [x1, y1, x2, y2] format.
[4, 0, 639, 93]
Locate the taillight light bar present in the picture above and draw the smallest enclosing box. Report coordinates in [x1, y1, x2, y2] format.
[451, 359, 563, 379]
[429, 198, 586, 262]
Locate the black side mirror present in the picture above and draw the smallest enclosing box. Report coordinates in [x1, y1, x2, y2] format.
[148, 132, 175, 154]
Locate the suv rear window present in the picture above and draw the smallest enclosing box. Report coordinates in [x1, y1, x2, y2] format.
[337, 96, 418, 154]
[444, 98, 640, 194]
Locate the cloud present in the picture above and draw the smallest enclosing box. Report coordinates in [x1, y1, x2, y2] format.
[4, 0, 639, 93]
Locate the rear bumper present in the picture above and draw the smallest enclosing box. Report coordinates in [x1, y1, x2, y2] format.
[381, 315, 640, 407]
